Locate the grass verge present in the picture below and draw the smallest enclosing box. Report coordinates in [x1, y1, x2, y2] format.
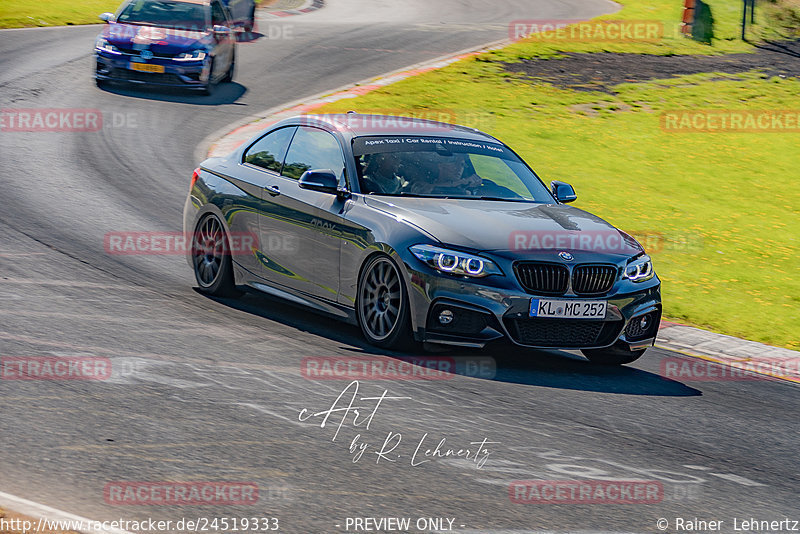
[0, 0, 120, 28]
[315, 0, 800, 349]
[0, 0, 278, 29]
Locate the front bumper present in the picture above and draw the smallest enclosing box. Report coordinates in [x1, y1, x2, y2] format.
[95, 52, 209, 88]
[404, 259, 661, 351]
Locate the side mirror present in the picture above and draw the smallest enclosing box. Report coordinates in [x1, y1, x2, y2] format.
[99, 12, 116, 23]
[212, 25, 231, 34]
[550, 180, 577, 203]
[299, 169, 342, 196]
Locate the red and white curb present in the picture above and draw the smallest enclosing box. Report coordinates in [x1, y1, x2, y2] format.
[261, 0, 324, 18]
[657, 321, 800, 383]
[0, 491, 132, 534]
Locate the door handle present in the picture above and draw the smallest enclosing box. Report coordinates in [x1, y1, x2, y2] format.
[265, 185, 280, 197]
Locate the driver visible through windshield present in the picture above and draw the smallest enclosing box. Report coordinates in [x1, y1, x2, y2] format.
[353, 136, 554, 202]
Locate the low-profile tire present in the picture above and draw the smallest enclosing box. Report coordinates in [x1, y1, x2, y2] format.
[191, 213, 241, 298]
[581, 347, 645, 365]
[356, 254, 414, 351]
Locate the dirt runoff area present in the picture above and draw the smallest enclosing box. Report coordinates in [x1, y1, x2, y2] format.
[503, 40, 800, 93]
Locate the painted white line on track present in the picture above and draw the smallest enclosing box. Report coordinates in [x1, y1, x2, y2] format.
[0, 491, 133, 534]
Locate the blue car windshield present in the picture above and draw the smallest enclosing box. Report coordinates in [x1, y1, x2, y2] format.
[117, 0, 208, 31]
[352, 136, 555, 202]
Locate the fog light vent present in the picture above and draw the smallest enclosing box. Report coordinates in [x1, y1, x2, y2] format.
[625, 312, 657, 341]
[428, 303, 490, 336]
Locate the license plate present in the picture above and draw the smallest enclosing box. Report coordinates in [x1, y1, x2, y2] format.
[529, 298, 607, 319]
[129, 62, 164, 73]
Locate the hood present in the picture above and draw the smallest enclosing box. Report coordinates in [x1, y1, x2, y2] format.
[102, 23, 208, 55]
[363, 197, 643, 258]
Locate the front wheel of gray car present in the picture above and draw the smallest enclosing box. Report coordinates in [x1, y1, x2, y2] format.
[581, 347, 645, 365]
[192, 214, 241, 298]
[357, 255, 413, 350]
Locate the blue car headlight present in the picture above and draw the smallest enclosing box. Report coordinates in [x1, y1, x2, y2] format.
[95, 37, 121, 55]
[410, 244, 502, 278]
[174, 49, 208, 61]
[624, 254, 655, 282]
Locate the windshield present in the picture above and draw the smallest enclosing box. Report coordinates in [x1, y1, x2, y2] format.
[117, 0, 208, 30]
[352, 136, 554, 202]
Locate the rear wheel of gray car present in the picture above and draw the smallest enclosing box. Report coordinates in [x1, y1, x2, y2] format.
[581, 347, 645, 365]
[192, 214, 241, 298]
[357, 255, 413, 350]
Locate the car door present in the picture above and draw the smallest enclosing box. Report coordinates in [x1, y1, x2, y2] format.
[257, 126, 349, 302]
[235, 126, 296, 279]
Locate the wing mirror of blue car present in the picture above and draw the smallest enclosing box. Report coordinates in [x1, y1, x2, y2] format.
[299, 169, 348, 197]
[99, 12, 116, 23]
[212, 25, 232, 34]
[550, 180, 577, 203]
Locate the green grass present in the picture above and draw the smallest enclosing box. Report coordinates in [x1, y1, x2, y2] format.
[0, 0, 274, 28]
[0, 0, 121, 28]
[316, 0, 800, 349]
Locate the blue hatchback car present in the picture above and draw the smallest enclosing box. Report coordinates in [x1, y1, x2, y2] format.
[94, 0, 238, 93]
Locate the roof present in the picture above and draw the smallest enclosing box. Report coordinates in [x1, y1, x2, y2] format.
[284, 113, 501, 143]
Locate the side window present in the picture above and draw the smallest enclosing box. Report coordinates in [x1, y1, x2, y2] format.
[282, 127, 346, 181]
[210, 1, 226, 25]
[243, 127, 296, 173]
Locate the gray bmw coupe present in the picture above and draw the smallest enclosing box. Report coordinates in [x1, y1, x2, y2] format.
[184, 114, 661, 364]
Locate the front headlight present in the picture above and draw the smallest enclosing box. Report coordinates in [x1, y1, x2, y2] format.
[624, 254, 655, 282]
[410, 244, 503, 278]
[95, 37, 121, 54]
[175, 49, 207, 61]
